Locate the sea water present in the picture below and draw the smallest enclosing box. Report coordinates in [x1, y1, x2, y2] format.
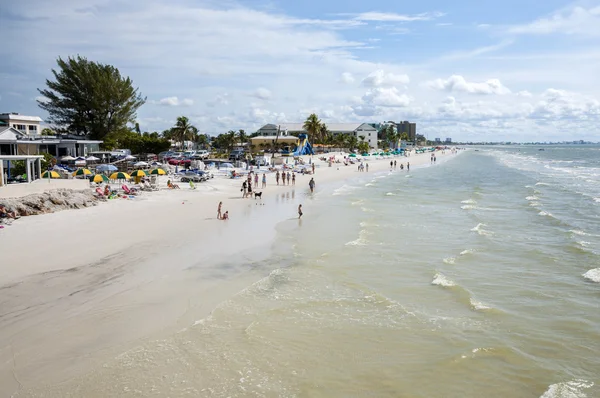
[23, 146, 600, 397]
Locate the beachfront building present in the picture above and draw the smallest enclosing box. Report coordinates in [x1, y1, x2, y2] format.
[0, 126, 102, 158]
[255, 123, 378, 149]
[0, 113, 43, 137]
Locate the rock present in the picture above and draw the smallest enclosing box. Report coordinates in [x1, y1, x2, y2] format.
[1, 189, 100, 217]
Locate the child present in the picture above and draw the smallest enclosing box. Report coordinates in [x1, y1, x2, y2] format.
[298, 204, 303, 219]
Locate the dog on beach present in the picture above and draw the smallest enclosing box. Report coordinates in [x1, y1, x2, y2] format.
[254, 192, 263, 199]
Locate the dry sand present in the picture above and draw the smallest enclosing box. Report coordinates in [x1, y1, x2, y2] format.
[0, 149, 454, 395]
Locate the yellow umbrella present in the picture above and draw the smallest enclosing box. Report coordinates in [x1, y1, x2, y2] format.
[72, 168, 92, 176]
[109, 172, 131, 180]
[150, 168, 166, 175]
[130, 170, 148, 177]
[42, 170, 61, 179]
[90, 174, 110, 183]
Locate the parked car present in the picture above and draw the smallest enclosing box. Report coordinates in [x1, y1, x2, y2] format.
[228, 150, 245, 161]
[168, 158, 192, 166]
[179, 171, 208, 183]
[196, 150, 210, 159]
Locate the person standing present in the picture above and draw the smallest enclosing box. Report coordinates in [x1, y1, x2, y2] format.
[282, 171, 286, 185]
[217, 201, 223, 220]
[287, 172, 291, 185]
[262, 173, 267, 188]
[298, 204, 303, 219]
[312, 163, 315, 174]
[407, 162, 410, 171]
[254, 172, 259, 187]
[242, 180, 247, 198]
[292, 173, 296, 185]
[394, 160, 397, 169]
[366, 163, 369, 172]
[309, 177, 315, 193]
[276, 171, 280, 185]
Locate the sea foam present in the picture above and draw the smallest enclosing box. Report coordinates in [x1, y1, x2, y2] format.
[431, 273, 456, 287]
[540, 379, 594, 398]
[471, 223, 493, 236]
[470, 298, 491, 311]
[583, 268, 600, 283]
[461, 199, 477, 204]
[460, 249, 474, 256]
[443, 257, 456, 265]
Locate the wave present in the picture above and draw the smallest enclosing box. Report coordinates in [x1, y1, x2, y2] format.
[540, 379, 594, 398]
[594, 197, 600, 203]
[431, 273, 456, 287]
[443, 257, 456, 265]
[570, 229, 598, 237]
[333, 184, 359, 196]
[471, 223, 493, 236]
[461, 199, 477, 204]
[460, 249, 474, 256]
[530, 202, 541, 207]
[535, 182, 551, 186]
[359, 221, 379, 228]
[361, 207, 375, 213]
[365, 183, 375, 187]
[583, 268, 600, 283]
[469, 298, 491, 311]
[351, 199, 365, 206]
[345, 229, 371, 246]
[526, 195, 540, 201]
[538, 211, 555, 218]
[461, 205, 477, 210]
[385, 192, 396, 196]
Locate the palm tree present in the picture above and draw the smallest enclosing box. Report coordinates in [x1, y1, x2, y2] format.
[171, 116, 198, 150]
[303, 113, 323, 143]
[346, 135, 359, 152]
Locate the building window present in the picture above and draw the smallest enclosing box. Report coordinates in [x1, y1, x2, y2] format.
[29, 125, 37, 132]
[13, 124, 26, 131]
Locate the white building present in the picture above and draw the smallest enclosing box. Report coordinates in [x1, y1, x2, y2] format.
[256, 123, 378, 149]
[0, 113, 43, 136]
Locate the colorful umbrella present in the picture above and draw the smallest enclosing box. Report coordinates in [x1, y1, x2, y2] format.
[42, 170, 61, 179]
[109, 172, 131, 180]
[130, 170, 148, 177]
[90, 174, 110, 183]
[150, 168, 166, 175]
[72, 168, 92, 176]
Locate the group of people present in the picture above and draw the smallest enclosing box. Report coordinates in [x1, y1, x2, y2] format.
[430, 154, 437, 164]
[241, 171, 266, 198]
[357, 162, 369, 172]
[275, 170, 296, 186]
[216, 201, 229, 220]
[390, 160, 410, 171]
[0, 203, 19, 221]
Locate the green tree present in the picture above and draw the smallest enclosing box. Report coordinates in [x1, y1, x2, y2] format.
[41, 128, 56, 136]
[358, 141, 370, 153]
[170, 116, 198, 150]
[303, 113, 323, 144]
[345, 135, 359, 152]
[37, 55, 146, 140]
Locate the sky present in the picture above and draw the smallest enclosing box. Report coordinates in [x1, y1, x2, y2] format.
[1, 0, 600, 142]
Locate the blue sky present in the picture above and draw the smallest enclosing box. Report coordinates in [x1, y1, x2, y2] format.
[1, 0, 600, 141]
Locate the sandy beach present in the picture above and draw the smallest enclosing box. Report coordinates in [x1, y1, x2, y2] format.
[0, 149, 453, 396]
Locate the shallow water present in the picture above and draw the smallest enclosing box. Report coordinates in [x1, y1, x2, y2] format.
[22, 146, 600, 397]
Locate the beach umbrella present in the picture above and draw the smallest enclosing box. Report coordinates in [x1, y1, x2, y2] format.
[130, 170, 148, 177]
[41, 170, 61, 179]
[125, 155, 136, 160]
[72, 168, 92, 176]
[109, 172, 131, 180]
[90, 174, 110, 183]
[349, 154, 357, 158]
[96, 164, 118, 172]
[86, 156, 100, 162]
[133, 161, 148, 168]
[60, 155, 75, 162]
[149, 168, 166, 175]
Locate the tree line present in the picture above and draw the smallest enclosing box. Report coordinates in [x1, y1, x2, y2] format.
[37, 56, 415, 155]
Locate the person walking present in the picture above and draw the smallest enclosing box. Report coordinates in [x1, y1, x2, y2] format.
[282, 171, 286, 185]
[312, 163, 315, 174]
[217, 201, 223, 220]
[262, 173, 267, 188]
[309, 177, 315, 193]
[242, 180, 247, 198]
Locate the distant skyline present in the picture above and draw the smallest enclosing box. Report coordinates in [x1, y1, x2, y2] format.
[1, 0, 599, 142]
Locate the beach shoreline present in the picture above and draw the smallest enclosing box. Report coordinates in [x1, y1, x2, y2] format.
[0, 149, 460, 396]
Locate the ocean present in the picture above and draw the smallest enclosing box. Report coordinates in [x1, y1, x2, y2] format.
[24, 146, 600, 397]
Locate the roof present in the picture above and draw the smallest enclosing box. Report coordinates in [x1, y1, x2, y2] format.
[258, 123, 376, 133]
[0, 113, 43, 122]
[0, 127, 26, 142]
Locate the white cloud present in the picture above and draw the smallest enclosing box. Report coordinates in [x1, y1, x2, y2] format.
[251, 88, 272, 100]
[362, 70, 410, 87]
[352, 11, 444, 22]
[340, 72, 355, 84]
[362, 87, 412, 107]
[206, 93, 230, 107]
[531, 88, 600, 119]
[156, 97, 194, 106]
[427, 75, 511, 95]
[516, 90, 533, 97]
[508, 5, 600, 36]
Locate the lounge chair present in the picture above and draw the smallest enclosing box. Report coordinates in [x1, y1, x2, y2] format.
[122, 184, 139, 195]
[94, 188, 108, 201]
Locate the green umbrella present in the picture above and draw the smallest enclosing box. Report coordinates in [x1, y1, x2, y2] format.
[42, 170, 61, 179]
[90, 174, 110, 183]
[349, 154, 357, 158]
[150, 168, 166, 175]
[72, 168, 92, 176]
[109, 172, 131, 180]
[361, 153, 369, 156]
[130, 170, 148, 177]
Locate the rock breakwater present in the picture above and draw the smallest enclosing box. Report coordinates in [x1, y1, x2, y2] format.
[1, 189, 99, 217]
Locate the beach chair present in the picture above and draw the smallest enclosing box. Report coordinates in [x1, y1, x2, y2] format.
[122, 184, 139, 195]
[94, 188, 108, 201]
